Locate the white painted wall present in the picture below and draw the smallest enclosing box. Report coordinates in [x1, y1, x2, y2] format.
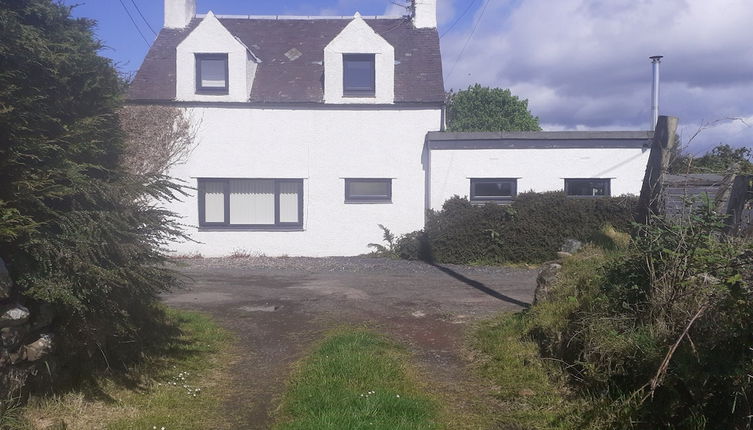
[428, 147, 651, 210]
[176, 12, 257, 103]
[323, 14, 395, 104]
[165, 106, 442, 257]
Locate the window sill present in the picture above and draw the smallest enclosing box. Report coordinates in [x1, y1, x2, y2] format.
[343, 93, 376, 98]
[195, 89, 229, 95]
[345, 200, 392, 204]
[198, 226, 304, 232]
[470, 199, 514, 206]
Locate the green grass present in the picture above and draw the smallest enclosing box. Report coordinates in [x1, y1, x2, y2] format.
[20, 308, 235, 430]
[472, 312, 581, 429]
[274, 328, 440, 430]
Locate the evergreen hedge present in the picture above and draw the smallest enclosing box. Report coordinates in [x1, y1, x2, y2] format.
[396, 192, 637, 264]
[0, 0, 184, 377]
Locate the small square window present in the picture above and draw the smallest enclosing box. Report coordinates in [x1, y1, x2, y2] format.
[470, 178, 517, 202]
[195, 53, 228, 94]
[345, 178, 391, 203]
[564, 178, 611, 197]
[343, 54, 375, 97]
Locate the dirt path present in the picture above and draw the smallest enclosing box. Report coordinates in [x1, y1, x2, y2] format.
[163, 257, 537, 429]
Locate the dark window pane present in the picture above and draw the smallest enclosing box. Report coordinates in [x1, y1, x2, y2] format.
[565, 179, 610, 197]
[200, 59, 226, 88]
[343, 54, 375, 93]
[475, 182, 513, 197]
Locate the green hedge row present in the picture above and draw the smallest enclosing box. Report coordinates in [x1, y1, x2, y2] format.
[396, 192, 637, 264]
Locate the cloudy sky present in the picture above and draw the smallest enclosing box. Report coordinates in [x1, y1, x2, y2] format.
[66, 0, 753, 154]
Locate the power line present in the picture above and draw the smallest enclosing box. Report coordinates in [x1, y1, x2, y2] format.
[130, 0, 157, 36]
[440, 0, 479, 39]
[118, 0, 150, 47]
[445, 0, 491, 80]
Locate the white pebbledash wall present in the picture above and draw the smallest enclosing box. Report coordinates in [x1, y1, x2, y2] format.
[166, 106, 441, 257]
[428, 146, 650, 210]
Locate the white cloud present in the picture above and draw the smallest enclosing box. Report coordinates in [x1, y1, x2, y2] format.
[440, 0, 753, 152]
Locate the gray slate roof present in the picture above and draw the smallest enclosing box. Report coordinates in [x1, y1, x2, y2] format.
[127, 17, 445, 104]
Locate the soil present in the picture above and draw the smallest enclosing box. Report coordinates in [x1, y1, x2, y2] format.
[163, 256, 538, 429]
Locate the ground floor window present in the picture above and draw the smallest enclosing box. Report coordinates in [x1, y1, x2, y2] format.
[564, 178, 611, 197]
[470, 178, 517, 202]
[344, 178, 392, 203]
[198, 178, 303, 228]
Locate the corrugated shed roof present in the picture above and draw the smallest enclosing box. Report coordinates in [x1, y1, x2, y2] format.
[127, 17, 445, 104]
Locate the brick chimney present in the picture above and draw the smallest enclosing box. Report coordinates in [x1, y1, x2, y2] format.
[165, 0, 196, 28]
[412, 0, 437, 29]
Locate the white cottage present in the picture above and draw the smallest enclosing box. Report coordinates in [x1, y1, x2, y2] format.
[128, 0, 652, 257]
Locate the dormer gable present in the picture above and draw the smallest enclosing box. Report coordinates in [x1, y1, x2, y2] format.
[323, 13, 395, 104]
[176, 12, 259, 102]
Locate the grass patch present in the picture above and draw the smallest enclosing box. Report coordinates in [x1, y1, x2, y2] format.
[472, 312, 581, 429]
[19, 308, 235, 430]
[274, 328, 440, 430]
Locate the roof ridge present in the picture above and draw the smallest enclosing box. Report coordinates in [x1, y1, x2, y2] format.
[199, 14, 406, 20]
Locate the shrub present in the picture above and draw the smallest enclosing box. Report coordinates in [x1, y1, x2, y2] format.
[396, 192, 637, 265]
[528, 202, 753, 429]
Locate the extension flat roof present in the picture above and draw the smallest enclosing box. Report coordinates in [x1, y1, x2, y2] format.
[426, 131, 654, 149]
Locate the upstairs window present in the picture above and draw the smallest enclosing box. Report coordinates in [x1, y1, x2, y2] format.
[470, 178, 517, 202]
[343, 54, 375, 97]
[195, 53, 228, 94]
[564, 178, 611, 197]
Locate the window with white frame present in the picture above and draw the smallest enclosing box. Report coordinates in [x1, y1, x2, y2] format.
[195, 53, 228, 94]
[344, 178, 391, 203]
[564, 178, 611, 197]
[470, 178, 517, 202]
[198, 179, 303, 228]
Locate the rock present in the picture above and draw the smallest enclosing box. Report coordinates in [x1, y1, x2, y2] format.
[0, 304, 29, 327]
[560, 238, 583, 254]
[1, 326, 26, 349]
[23, 334, 53, 362]
[556, 251, 573, 259]
[534, 262, 562, 304]
[0, 258, 11, 300]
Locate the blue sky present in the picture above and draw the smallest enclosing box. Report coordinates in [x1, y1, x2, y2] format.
[65, 0, 753, 154]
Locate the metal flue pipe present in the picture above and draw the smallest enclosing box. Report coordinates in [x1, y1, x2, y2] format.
[650, 55, 663, 130]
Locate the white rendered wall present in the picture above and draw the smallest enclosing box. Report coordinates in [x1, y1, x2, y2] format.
[164, 0, 195, 28]
[176, 12, 257, 103]
[323, 15, 395, 104]
[165, 106, 441, 257]
[428, 147, 650, 210]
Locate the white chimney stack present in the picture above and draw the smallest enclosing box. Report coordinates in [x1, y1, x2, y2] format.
[165, 0, 196, 28]
[412, 0, 437, 29]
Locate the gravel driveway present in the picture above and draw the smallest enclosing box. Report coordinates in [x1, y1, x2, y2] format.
[163, 256, 538, 429]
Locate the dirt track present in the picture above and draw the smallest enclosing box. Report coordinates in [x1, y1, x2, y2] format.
[163, 257, 537, 429]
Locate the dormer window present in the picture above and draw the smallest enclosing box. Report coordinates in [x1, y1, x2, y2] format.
[195, 53, 228, 94]
[343, 54, 375, 97]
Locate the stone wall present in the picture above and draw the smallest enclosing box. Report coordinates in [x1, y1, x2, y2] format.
[0, 258, 54, 400]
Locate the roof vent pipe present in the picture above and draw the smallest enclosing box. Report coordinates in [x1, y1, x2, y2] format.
[650, 55, 663, 130]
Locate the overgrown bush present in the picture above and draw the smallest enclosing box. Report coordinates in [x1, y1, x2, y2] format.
[395, 192, 637, 264]
[528, 202, 753, 429]
[0, 0, 184, 386]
